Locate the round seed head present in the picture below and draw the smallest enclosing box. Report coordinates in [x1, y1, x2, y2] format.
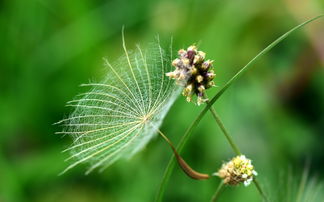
[214, 155, 257, 186]
[166, 45, 216, 105]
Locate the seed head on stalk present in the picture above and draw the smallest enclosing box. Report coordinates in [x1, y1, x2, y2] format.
[214, 155, 258, 186]
[166, 45, 215, 105]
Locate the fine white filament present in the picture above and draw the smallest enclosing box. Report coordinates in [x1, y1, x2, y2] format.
[56, 34, 180, 174]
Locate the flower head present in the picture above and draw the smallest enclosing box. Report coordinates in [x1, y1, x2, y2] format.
[166, 45, 215, 105]
[214, 155, 257, 186]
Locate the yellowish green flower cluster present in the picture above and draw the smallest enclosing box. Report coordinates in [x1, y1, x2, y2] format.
[215, 155, 257, 186]
[166, 45, 215, 105]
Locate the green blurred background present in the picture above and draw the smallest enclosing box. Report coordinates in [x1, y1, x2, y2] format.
[1, 0, 324, 201]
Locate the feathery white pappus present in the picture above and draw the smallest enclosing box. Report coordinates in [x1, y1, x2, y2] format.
[55, 33, 180, 175]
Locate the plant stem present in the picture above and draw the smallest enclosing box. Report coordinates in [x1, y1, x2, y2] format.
[207, 103, 241, 155]
[211, 181, 224, 202]
[253, 179, 268, 202]
[157, 130, 210, 180]
[155, 110, 208, 202]
[207, 15, 323, 109]
[155, 15, 324, 202]
[207, 102, 268, 201]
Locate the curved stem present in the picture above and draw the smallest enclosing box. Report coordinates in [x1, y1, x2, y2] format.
[157, 130, 209, 180]
[211, 181, 224, 202]
[155, 111, 208, 202]
[155, 15, 324, 202]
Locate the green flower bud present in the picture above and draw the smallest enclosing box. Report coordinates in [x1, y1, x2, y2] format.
[214, 155, 258, 186]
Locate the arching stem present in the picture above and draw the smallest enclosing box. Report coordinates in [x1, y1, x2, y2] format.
[157, 130, 210, 180]
[155, 15, 324, 202]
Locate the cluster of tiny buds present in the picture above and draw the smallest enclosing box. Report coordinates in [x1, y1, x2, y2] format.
[166, 45, 215, 105]
[214, 155, 258, 186]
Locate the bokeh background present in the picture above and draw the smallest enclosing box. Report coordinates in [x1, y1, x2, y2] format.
[1, 0, 324, 201]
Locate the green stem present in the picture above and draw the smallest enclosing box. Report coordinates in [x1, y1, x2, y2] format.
[207, 102, 267, 201]
[207, 104, 241, 155]
[155, 15, 324, 202]
[208, 14, 323, 108]
[155, 110, 208, 202]
[253, 179, 268, 202]
[211, 181, 224, 202]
